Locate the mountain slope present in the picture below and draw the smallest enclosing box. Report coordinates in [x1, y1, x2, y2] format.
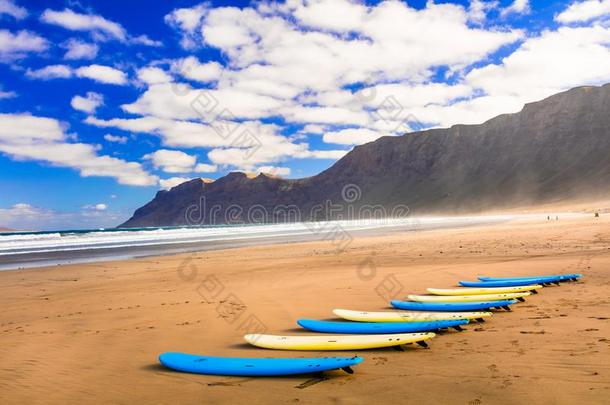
[120, 84, 610, 228]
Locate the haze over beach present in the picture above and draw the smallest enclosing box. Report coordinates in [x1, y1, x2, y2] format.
[1, 0, 610, 404]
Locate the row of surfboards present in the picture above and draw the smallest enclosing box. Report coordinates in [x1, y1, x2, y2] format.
[159, 273, 581, 376]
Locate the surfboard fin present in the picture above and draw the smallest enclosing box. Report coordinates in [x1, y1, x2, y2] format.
[416, 341, 429, 348]
[516, 297, 526, 302]
[502, 306, 512, 311]
[530, 289, 538, 294]
[476, 318, 486, 322]
[452, 325, 464, 332]
[393, 345, 405, 352]
[341, 366, 354, 374]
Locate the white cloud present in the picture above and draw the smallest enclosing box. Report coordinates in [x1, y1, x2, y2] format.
[103, 134, 128, 144]
[40, 8, 161, 47]
[256, 165, 291, 177]
[0, 203, 127, 231]
[501, 0, 530, 17]
[0, 88, 16, 99]
[148, 1, 522, 141]
[144, 149, 197, 173]
[0, 203, 48, 230]
[0, 113, 65, 142]
[131, 35, 162, 47]
[137, 66, 173, 85]
[322, 127, 386, 145]
[300, 149, 349, 159]
[121, 83, 284, 120]
[197, 2, 522, 85]
[0, 29, 48, 60]
[300, 124, 328, 134]
[194, 162, 217, 173]
[71, 92, 104, 113]
[83, 203, 107, 211]
[75, 64, 128, 85]
[86, 115, 346, 170]
[171, 56, 222, 82]
[0, 0, 27, 19]
[466, 26, 610, 102]
[0, 113, 157, 186]
[164, 4, 208, 49]
[41, 8, 126, 41]
[279, 105, 369, 126]
[62, 39, 98, 60]
[290, 0, 367, 33]
[26, 64, 73, 80]
[84, 0, 610, 171]
[159, 177, 190, 190]
[26, 64, 127, 85]
[468, 0, 499, 24]
[556, 0, 610, 23]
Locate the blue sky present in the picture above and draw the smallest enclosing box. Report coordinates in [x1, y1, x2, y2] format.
[1, 0, 609, 230]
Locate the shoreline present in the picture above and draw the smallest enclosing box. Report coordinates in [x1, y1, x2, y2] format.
[1, 214, 608, 404]
[0, 213, 582, 272]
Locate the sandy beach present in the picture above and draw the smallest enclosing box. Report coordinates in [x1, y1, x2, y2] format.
[1, 214, 609, 404]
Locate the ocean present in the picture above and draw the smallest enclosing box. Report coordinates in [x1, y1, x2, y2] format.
[0, 214, 556, 271]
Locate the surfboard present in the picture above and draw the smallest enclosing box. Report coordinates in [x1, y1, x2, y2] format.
[297, 319, 468, 334]
[478, 273, 581, 282]
[159, 352, 364, 376]
[460, 279, 557, 288]
[391, 299, 517, 312]
[407, 292, 530, 302]
[333, 309, 492, 322]
[244, 332, 435, 350]
[427, 285, 541, 295]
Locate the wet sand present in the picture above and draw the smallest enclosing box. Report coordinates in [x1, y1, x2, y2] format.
[1, 214, 609, 404]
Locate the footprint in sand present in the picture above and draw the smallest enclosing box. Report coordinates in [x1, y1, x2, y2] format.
[500, 379, 513, 389]
[468, 398, 482, 405]
[487, 364, 498, 373]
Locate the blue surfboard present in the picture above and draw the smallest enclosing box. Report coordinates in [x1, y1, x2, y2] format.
[460, 279, 558, 288]
[390, 299, 517, 312]
[478, 273, 581, 282]
[159, 352, 364, 376]
[297, 319, 468, 334]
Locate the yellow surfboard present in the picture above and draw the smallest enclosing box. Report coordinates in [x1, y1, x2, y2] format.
[427, 285, 542, 295]
[333, 309, 492, 322]
[408, 292, 530, 302]
[244, 332, 435, 350]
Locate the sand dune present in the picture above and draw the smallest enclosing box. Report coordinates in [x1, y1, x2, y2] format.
[0, 214, 609, 404]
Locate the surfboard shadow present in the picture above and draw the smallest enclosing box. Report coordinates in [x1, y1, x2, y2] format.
[141, 363, 168, 372]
